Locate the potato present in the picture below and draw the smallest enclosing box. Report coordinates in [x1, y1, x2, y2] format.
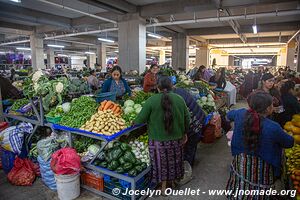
[104, 126, 108, 131]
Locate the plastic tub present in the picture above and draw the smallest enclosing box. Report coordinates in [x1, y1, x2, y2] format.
[55, 173, 80, 200]
[81, 172, 103, 191]
[95, 92, 116, 103]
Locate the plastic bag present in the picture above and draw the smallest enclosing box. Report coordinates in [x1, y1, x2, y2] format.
[37, 137, 60, 162]
[37, 156, 56, 190]
[7, 157, 39, 186]
[50, 147, 81, 175]
[209, 113, 222, 138]
[0, 123, 33, 154]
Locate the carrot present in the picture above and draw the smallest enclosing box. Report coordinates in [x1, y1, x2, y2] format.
[103, 101, 113, 110]
[108, 104, 114, 110]
[114, 107, 120, 114]
[111, 104, 118, 112]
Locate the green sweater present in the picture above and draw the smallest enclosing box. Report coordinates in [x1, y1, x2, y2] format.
[134, 92, 190, 141]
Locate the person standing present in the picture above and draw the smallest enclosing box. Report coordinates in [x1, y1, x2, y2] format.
[226, 91, 294, 200]
[281, 81, 300, 124]
[87, 70, 100, 91]
[134, 76, 190, 193]
[143, 64, 160, 93]
[193, 65, 212, 82]
[101, 65, 131, 99]
[209, 67, 226, 89]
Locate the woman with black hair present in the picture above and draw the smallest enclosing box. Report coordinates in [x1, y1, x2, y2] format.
[143, 64, 160, 93]
[101, 65, 131, 99]
[87, 70, 100, 91]
[209, 67, 226, 89]
[281, 81, 300, 124]
[134, 76, 190, 193]
[226, 91, 294, 200]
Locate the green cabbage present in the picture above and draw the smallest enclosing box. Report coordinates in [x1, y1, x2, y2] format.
[124, 106, 134, 114]
[133, 104, 142, 109]
[124, 100, 135, 108]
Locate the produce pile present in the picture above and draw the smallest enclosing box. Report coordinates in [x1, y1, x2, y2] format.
[68, 79, 90, 94]
[284, 114, 300, 197]
[10, 98, 29, 112]
[175, 75, 193, 89]
[194, 81, 210, 96]
[23, 71, 69, 112]
[94, 141, 148, 177]
[129, 134, 150, 165]
[197, 94, 216, 114]
[80, 109, 127, 136]
[129, 91, 153, 105]
[59, 96, 97, 128]
[122, 100, 143, 126]
[98, 100, 122, 116]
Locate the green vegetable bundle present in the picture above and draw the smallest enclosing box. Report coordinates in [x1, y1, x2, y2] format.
[59, 96, 97, 128]
[10, 98, 29, 111]
[73, 136, 95, 153]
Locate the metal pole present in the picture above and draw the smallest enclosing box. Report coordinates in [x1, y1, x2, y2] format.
[0, 87, 3, 122]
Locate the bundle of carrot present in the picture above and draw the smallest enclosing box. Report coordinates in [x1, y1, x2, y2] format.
[98, 100, 122, 116]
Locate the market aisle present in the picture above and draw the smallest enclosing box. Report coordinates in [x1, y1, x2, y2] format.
[0, 101, 247, 200]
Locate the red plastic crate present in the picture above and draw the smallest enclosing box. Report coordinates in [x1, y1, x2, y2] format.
[81, 172, 104, 191]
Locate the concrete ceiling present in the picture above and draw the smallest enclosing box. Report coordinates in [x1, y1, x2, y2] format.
[0, 0, 298, 56]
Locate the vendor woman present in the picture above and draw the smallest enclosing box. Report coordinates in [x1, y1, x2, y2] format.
[143, 64, 160, 93]
[101, 65, 131, 99]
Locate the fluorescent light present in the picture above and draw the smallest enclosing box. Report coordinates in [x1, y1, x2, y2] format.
[9, 0, 21, 3]
[114, 50, 119, 53]
[252, 25, 257, 34]
[58, 54, 68, 57]
[85, 51, 95, 55]
[47, 44, 65, 48]
[0, 51, 5, 54]
[16, 47, 31, 51]
[257, 45, 260, 48]
[97, 38, 115, 43]
[151, 56, 155, 59]
[147, 33, 162, 39]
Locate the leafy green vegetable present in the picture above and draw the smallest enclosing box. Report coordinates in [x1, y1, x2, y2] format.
[128, 169, 138, 177]
[59, 96, 97, 128]
[123, 163, 133, 171]
[10, 98, 29, 111]
[108, 160, 119, 171]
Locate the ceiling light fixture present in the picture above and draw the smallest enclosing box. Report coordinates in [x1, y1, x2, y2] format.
[98, 38, 115, 43]
[16, 47, 31, 51]
[252, 25, 257, 34]
[47, 44, 64, 48]
[85, 51, 95, 55]
[9, 0, 21, 3]
[147, 33, 162, 39]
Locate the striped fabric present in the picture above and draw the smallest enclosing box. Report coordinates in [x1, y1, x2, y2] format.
[226, 153, 275, 200]
[148, 139, 184, 184]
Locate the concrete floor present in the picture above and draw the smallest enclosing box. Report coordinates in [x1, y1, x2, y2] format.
[0, 101, 248, 200]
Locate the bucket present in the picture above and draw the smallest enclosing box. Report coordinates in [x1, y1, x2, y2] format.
[55, 174, 80, 200]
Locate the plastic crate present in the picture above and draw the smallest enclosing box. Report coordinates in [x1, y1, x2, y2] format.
[45, 116, 62, 124]
[95, 92, 116, 103]
[81, 172, 104, 191]
[119, 176, 144, 188]
[0, 148, 16, 174]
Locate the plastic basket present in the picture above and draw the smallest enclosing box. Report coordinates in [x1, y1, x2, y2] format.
[95, 92, 116, 103]
[0, 148, 16, 174]
[46, 116, 62, 124]
[81, 172, 104, 191]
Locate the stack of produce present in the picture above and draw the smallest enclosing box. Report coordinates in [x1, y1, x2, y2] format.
[129, 91, 153, 104]
[197, 94, 216, 114]
[194, 81, 210, 96]
[284, 114, 300, 197]
[80, 109, 127, 135]
[122, 100, 143, 126]
[283, 114, 300, 144]
[129, 134, 150, 165]
[23, 71, 69, 112]
[68, 79, 90, 94]
[10, 98, 29, 112]
[175, 75, 193, 89]
[98, 100, 122, 116]
[94, 141, 147, 177]
[59, 96, 97, 128]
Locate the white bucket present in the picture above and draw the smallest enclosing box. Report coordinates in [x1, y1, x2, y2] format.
[55, 174, 80, 200]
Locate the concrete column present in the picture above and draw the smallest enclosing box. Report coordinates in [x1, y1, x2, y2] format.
[159, 50, 166, 65]
[87, 54, 96, 69]
[195, 46, 208, 67]
[287, 41, 296, 70]
[30, 34, 45, 70]
[118, 13, 146, 74]
[172, 33, 189, 70]
[228, 55, 234, 66]
[97, 43, 106, 68]
[46, 48, 55, 69]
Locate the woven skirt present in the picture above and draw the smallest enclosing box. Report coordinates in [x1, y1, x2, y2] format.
[226, 154, 275, 200]
[149, 139, 184, 184]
